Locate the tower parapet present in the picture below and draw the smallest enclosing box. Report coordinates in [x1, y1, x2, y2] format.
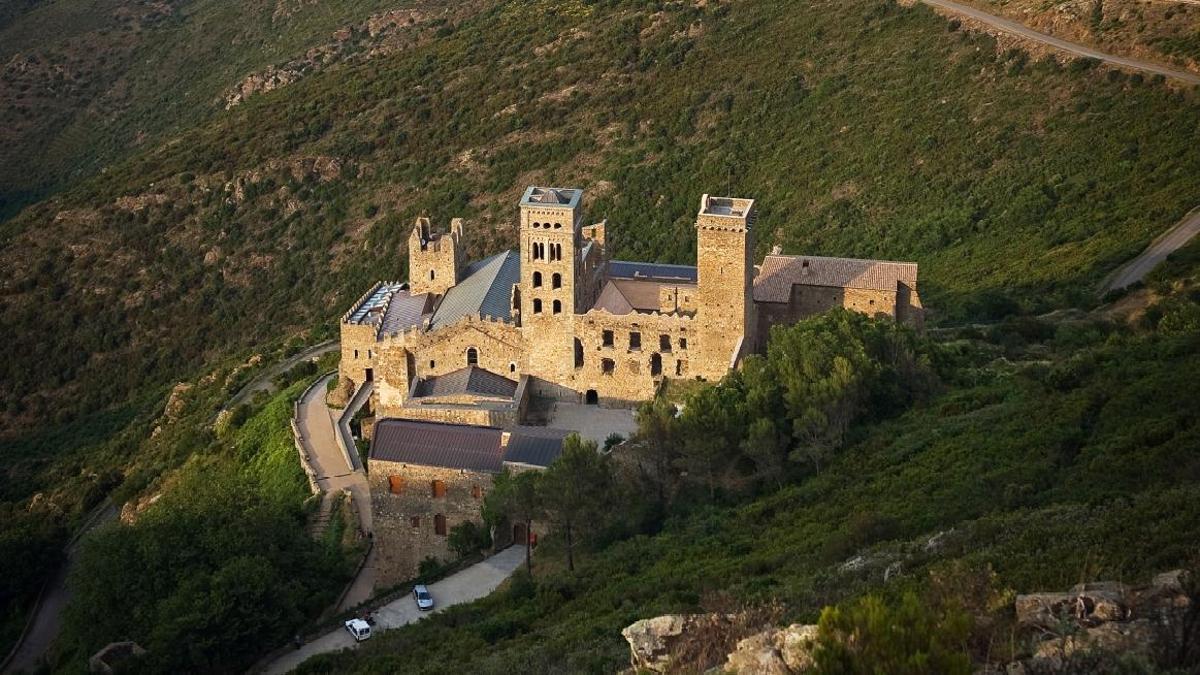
[408, 217, 464, 295]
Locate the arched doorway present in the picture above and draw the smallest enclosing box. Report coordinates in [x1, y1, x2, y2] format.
[585, 390, 598, 405]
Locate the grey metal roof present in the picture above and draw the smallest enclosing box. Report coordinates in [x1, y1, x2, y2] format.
[608, 260, 698, 283]
[503, 427, 568, 468]
[370, 420, 567, 472]
[371, 419, 505, 473]
[414, 366, 518, 399]
[428, 250, 520, 331]
[378, 292, 430, 336]
[347, 282, 405, 324]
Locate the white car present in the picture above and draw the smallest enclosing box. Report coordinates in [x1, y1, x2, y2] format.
[344, 618, 372, 642]
[413, 584, 435, 611]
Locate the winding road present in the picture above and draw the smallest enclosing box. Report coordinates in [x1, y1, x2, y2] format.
[261, 546, 525, 675]
[295, 375, 376, 610]
[920, 0, 1200, 85]
[1102, 207, 1200, 294]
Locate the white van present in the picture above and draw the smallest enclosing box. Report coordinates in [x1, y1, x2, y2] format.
[344, 618, 372, 642]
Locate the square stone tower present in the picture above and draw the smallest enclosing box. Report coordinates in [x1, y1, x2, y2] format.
[408, 217, 464, 296]
[694, 194, 756, 378]
[519, 187, 583, 385]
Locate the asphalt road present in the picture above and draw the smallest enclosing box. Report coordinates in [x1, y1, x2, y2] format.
[295, 375, 376, 611]
[261, 545, 526, 675]
[1102, 207, 1200, 293]
[920, 0, 1200, 85]
[4, 503, 118, 674]
[220, 340, 339, 416]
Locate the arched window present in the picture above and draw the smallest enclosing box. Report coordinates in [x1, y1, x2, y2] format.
[509, 362, 516, 373]
[552, 273, 562, 289]
[430, 269, 435, 280]
[533, 222, 541, 229]
[467, 347, 478, 366]
[552, 299, 562, 314]
[533, 271, 542, 287]
[533, 299, 543, 314]
[553, 222, 562, 229]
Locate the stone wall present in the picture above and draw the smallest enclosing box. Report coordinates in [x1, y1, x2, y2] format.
[408, 317, 525, 382]
[694, 201, 756, 381]
[368, 460, 493, 586]
[340, 322, 380, 391]
[390, 403, 515, 428]
[754, 283, 923, 348]
[408, 218, 462, 296]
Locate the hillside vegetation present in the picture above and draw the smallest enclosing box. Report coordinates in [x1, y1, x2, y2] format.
[297, 269, 1200, 675]
[4, 0, 1200, 442]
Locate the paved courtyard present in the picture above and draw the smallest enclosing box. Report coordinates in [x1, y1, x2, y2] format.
[545, 402, 638, 446]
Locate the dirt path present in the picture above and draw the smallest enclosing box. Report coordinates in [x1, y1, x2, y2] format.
[919, 0, 1200, 85]
[1101, 207, 1200, 294]
[261, 546, 525, 675]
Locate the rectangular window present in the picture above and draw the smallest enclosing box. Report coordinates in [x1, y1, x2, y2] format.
[434, 514, 447, 536]
[388, 476, 404, 495]
[629, 332, 641, 351]
[679, 337, 688, 350]
[533, 299, 543, 314]
[354, 349, 359, 359]
[602, 330, 614, 347]
[432, 479, 446, 498]
[429, 359, 436, 369]
[660, 334, 671, 352]
[410, 516, 420, 528]
[601, 358, 615, 375]
[472, 484, 482, 500]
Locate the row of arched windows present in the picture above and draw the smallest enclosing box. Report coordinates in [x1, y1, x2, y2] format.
[530, 242, 563, 261]
[531, 222, 563, 229]
[531, 271, 562, 289]
[531, 299, 563, 314]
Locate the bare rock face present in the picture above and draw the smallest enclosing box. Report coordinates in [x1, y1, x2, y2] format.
[1014, 588, 1128, 631]
[724, 624, 818, 674]
[622, 614, 707, 673]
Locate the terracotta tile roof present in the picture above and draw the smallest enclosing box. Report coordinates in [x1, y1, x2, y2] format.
[753, 254, 918, 302]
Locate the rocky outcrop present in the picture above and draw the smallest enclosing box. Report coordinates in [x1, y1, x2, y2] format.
[622, 614, 717, 673]
[724, 624, 818, 674]
[1007, 570, 1194, 670]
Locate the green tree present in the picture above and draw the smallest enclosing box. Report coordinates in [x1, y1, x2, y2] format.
[539, 435, 614, 571]
[632, 396, 683, 506]
[448, 520, 492, 559]
[677, 377, 746, 497]
[483, 468, 542, 575]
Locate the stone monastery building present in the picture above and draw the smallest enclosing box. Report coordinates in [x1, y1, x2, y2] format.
[340, 187, 922, 419]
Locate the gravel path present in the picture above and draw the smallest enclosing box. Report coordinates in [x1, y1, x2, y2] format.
[1102, 207, 1200, 294]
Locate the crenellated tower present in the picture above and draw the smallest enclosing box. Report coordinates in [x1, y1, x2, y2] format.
[408, 217, 464, 296]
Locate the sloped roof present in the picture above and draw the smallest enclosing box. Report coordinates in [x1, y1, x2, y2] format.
[608, 260, 698, 283]
[414, 366, 518, 399]
[753, 254, 918, 302]
[593, 279, 671, 315]
[347, 282, 406, 325]
[504, 426, 569, 467]
[378, 291, 431, 336]
[372, 420, 505, 472]
[370, 420, 567, 472]
[428, 250, 520, 330]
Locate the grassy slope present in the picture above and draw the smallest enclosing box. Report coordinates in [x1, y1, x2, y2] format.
[54, 379, 348, 672]
[298, 312, 1200, 674]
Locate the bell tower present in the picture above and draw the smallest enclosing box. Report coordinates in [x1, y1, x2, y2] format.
[518, 187, 583, 319]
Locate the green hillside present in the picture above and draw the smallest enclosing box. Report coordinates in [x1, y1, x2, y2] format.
[1, 0, 1199, 670]
[297, 267, 1200, 674]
